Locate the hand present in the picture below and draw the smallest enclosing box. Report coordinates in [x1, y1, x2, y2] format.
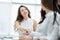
[22, 28, 30, 35]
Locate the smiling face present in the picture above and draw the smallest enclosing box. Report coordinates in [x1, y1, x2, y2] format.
[20, 7, 29, 18]
[16, 5, 31, 22]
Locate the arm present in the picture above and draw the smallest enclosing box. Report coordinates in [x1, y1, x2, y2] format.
[15, 21, 24, 32]
[15, 21, 29, 35]
[33, 20, 37, 31]
[48, 26, 59, 40]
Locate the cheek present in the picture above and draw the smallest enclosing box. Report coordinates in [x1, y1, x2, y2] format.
[41, 4, 47, 11]
[26, 10, 29, 14]
[20, 12, 24, 16]
[58, 0, 60, 5]
[42, 6, 45, 10]
[41, 5, 45, 10]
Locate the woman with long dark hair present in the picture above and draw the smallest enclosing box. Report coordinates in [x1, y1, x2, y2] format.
[14, 5, 37, 40]
[35, 0, 60, 40]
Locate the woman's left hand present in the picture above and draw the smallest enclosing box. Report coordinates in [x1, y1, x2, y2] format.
[23, 29, 31, 35]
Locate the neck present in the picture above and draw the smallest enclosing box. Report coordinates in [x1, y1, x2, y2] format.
[45, 9, 51, 13]
[24, 16, 29, 20]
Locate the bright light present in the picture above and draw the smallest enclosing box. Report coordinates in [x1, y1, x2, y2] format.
[0, 0, 11, 2]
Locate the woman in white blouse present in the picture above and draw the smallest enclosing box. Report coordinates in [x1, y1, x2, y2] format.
[15, 5, 37, 40]
[35, 0, 60, 40]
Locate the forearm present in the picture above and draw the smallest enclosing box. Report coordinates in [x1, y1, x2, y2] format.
[15, 21, 24, 32]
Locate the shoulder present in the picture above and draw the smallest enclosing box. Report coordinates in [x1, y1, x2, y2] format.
[45, 11, 54, 20]
[56, 12, 60, 24]
[46, 11, 54, 17]
[15, 21, 20, 24]
[15, 21, 19, 23]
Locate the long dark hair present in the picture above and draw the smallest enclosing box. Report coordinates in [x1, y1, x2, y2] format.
[39, 9, 46, 24]
[16, 5, 31, 22]
[39, 0, 60, 25]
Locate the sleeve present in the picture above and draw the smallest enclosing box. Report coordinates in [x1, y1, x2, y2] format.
[37, 13, 60, 40]
[39, 15, 53, 36]
[59, 19, 60, 37]
[59, 17, 60, 37]
[59, 25, 60, 37]
[48, 13, 60, 40]
[56, 13, 60, 37]
[58, 15, 60, 37]
[47, 25, 59, 40]
[36, 14, 54, 39]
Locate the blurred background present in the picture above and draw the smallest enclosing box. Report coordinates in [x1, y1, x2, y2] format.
[0, 0, 41, 40]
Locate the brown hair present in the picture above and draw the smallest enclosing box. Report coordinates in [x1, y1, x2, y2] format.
[16, 5, 31, 22]
[39, 0, 59, 25]
[41, 0, 53, 11]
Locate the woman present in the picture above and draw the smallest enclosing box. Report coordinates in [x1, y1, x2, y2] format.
[36, 0, 60, 40]
[15, 5, 37, 40]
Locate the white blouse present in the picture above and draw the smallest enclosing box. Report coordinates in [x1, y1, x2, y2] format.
[18, 18, 34, 36]
[20, 18, 33, 31]
[37, 11, 60, 40]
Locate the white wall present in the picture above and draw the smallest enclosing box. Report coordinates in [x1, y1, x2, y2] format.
[0, 3, 19, 40]
[12, 0, 41, 4]
[0, 3, 11, 36]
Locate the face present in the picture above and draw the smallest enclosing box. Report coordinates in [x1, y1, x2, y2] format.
[58, 0, 60, 5]
[41, 4, 47, 11]
[20, 7, 29, 17]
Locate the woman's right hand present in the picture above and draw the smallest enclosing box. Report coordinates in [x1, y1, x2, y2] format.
[22, 28, 30, 35]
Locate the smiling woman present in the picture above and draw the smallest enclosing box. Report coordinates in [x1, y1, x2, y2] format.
[0, 0, 41, 40]
[14, 5, 37, 40]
